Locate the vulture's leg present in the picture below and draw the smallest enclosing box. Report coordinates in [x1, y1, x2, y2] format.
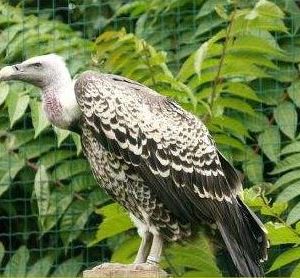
[129, 234, 168, 276]
[146, 234, 163, 265]
[134, 231, 153, 264]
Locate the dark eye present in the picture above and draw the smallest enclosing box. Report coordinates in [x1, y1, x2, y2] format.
[31, 62, 42, 68]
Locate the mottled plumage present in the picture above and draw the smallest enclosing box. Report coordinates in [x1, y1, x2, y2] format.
[0, 54, 268, 277]
[75, 71, 268, 276]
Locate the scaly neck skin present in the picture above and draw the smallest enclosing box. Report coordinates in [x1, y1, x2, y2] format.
[42, 74, 81, 131]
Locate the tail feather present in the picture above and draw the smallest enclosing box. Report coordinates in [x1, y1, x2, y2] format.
[216, 197, 268, 277]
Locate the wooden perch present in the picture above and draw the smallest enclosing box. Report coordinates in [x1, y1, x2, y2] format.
[83, 263, 169, 278]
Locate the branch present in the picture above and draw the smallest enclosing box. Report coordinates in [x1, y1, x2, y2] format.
[26, 160, 85, 201]
[208, 5, 237, 111]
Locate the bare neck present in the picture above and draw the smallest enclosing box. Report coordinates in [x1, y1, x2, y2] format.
[42, 78, 81, 131]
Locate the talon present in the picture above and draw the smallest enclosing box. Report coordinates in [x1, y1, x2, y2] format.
[129, 263, 159, 270]
[146, 255, 159, 265]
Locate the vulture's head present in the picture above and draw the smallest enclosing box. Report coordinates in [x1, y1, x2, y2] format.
[0, 53, 80, 130]
[0, 54, 71, 88]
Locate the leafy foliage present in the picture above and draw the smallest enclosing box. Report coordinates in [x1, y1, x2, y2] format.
[92, 0, 300, 276]
[2, 0, 300, 277]
[0, 2, 104, 276]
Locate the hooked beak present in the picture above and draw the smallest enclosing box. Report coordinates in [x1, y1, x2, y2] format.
[0, 64, 21, 81]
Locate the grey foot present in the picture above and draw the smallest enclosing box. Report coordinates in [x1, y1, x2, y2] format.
[129, 263, 168, 276]
[129, 263, 159, 270]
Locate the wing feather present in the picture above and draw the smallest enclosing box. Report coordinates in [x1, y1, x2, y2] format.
[75, 71, 243, 221]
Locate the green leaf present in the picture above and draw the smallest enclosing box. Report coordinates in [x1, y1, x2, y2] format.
[0, 144, 5, 158]
[288, 80, 300, 107]
[254, 0, 285, 19]
[270, 154, 300, 175]
[51, 255, 82, 277]
[243, 153, 264, 184]
[30, 98, 50, 138]
[238, 112, 269, 133]
[244, 186, 267, 208]
[197, 0, 228, 18]
[6, 90, 30, 128]
[274, 101, 297, 139]
[5, 129, 34, 150]
[69, 174, 97, 192]
[272, 170, 300, 192]
[0, 22, 24, 55]
[194, 12, 224, 38]
[221, 60, 269, 79]
[268, 246, 300, 273]
[0, 153, 25, 196]
[52, 159, 90, 180]
[269, 62, 298, 83]
[177, 53, 195, 82]
[53, 127, 70, 147]
[0, 116, 9, 132]
[183, 270, 217, 277]
[92, 203, 134, 244]
[281, 141, 300, 156]
[34, 165, 50, 228]
[42, 188, 73, 233]
[19, 136, 55, 159]
[26, 255, 54, 277]
[209, 116, 249, 137]
[72, 132, 82, 155]
[95, 28, 174, 91]
[163, 236, 221, 277]
[280, 43, 300, 63]
[228, 35, 283, 57]
[255, 80, 285, 105]
[88, 190, 109, 207]
[292, 261, 300, 277]
[276, 181, 300, 203]
[215, 4, 229, 20]
[214, 97, 255, 115]
[60, 200, 92, 247]
[261, 202, 287, 217]
[265, 222, 300, 245]
[214, 134, 245, 151]
[4, 245, 29, 277]
[0, 242, 5, 265]
[258, 126, 280, 162]
[0, 82, 9, 105]
[287, 202, 300, 225]
[39, 150, 75, 169]
[223, 83, 260, 101]
[194, 42, 209, 78]
[232, 0, 287, 33]
[111, 236, 140, 263]
[228, 50, 278, 70]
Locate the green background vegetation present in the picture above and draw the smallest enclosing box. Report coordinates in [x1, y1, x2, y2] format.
[0, 0, 300, 276]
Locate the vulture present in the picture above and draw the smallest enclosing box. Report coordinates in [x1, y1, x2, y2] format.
[0, 54, 268, 277]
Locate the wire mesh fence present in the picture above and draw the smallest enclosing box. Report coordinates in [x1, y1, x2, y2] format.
[0, 0, 300, 277]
